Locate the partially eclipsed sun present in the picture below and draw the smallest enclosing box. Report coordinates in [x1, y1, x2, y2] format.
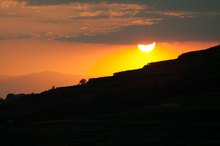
[138, 42, 156, 52]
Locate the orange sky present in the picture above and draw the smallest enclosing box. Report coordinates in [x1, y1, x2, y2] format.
[0, 0, 219, 77]
[0, 40, 218, 77]
[0, 0, 220, 97]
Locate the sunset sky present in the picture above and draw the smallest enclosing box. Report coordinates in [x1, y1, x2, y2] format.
[0, 0, 219, 77]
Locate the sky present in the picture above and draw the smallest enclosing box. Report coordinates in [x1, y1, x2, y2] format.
[0, 0, 219, 77]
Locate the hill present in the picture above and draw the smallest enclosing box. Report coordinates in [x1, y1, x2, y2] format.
[0, 45, 220, 145]
[0, 71, 84, 98]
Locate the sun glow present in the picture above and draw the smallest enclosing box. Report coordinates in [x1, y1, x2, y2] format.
[138, 42, 156, 52]
[89, 43, 180, 77]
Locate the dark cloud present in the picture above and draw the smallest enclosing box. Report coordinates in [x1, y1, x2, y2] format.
[0, 37, 4, 40]
[14, 34, 33, 40]
[58, 14, 220, 44]
[22, 0, 97, 5]
[13, 0, 220, 43]
[0, 14, 25, 18]
[0, 34, 33, 40]
[23, 0, 220, 12]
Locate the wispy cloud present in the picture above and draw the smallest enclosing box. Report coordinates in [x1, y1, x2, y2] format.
[0, 0, 26, 8]
[0, 1, 159, 41]
[0, 0, 219, 43]
[21, 0, 220, 12]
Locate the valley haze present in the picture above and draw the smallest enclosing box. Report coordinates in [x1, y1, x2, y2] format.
[0, 71, 84, 98]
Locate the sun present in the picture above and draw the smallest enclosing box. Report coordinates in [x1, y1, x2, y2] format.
[138, 42, 156, 53]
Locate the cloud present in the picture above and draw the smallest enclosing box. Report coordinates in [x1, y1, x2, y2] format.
[21, 0, 220, 12]
[0, 1, 159, 41]
[0, 35, 4, 40]
[0, 34, 33, 41]
[66, 3, 145, 19]
[0, 0, 26, 8]
[62, 14, 220, 44]
[0, 0, 219, 43]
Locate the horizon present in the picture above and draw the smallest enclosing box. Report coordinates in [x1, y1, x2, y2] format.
[0, 0, 220, 96]
[2, 43, 220, 77]
[0, 44, 219, 98]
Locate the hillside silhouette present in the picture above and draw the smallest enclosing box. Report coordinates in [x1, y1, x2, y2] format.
[0, 45, 220, 145]
[0, 71, 84, 98]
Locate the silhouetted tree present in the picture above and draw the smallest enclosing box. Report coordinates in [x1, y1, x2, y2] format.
[78, 79, 87, 85]
[51, 85, 56, 90]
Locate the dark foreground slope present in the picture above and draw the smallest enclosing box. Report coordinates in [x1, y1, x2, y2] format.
[0, 45, 220, 146]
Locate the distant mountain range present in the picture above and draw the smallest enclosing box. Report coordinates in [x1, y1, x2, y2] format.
[0, 71, 84, 98]
[0, 75, 10, 80]
[0, 45, 220, 145]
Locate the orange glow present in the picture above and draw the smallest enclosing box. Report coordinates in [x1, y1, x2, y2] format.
[89, 43, 179, 77]
[0, 40, 218, 78]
